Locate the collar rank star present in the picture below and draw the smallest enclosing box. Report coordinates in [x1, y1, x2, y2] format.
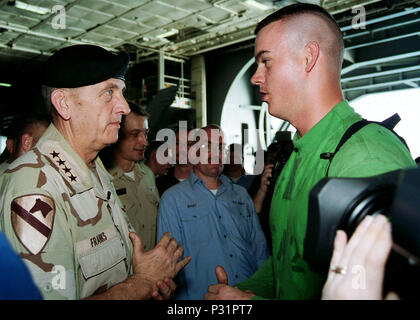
[11, 194, 55, 255]
[50, 150, 77, 182]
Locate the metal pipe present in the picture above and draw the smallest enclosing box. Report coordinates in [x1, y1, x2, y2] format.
[342, 65, 420, 82]
[346, 32, 420, 50]
[0, 43, 51, 55]
[341, 51, 420, 75]
[341, 7, 420, 32]
[343, 17, 420, 41]
[342, 76, 420, 92]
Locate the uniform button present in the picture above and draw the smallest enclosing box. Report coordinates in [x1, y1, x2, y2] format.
[219, 216, 221, 219]
[142, 224, 145, 228]
[235, 275, 238, 279]
[224, 235, 227, 238]
[230, 254, 233, 258]
[44, 283, 52, 292]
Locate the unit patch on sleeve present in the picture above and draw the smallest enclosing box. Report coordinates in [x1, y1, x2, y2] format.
[11, 194, 55, 255]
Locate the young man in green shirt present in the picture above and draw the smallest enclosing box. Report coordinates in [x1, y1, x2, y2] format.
[204, 3, 415, 300]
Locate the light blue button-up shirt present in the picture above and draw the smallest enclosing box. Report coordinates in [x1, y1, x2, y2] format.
[157, 171, 269, 300]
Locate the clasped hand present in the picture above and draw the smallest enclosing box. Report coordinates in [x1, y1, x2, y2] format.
[130, 232, 191, 299]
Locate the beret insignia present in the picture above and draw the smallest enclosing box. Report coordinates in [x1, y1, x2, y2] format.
[11, 195, 55, 255]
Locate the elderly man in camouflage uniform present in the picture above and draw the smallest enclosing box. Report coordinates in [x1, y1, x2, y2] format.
[0, 44, 190, 300]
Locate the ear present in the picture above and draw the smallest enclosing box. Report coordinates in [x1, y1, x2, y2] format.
[50, 89, 71, 120]
[21, 133, 33, 153]
[304, 41, 320, 73]
[5, 138, 15, 154]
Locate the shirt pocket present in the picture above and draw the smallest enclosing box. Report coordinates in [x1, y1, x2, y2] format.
[225, 200, 253, 239]
[118, 193, 135, 213]
[77, 229, 126, 279]
[145, 191, 159, 206]
[179, 209, 213, 246]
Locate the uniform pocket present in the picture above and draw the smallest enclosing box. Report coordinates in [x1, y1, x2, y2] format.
[77, 229, 126, 279]
[180, 210, 213, 245]
[145, 192, 159, 206]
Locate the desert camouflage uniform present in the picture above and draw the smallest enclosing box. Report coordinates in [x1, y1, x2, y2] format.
[0, 124, 134, 299]
[109, 162, 159, 252]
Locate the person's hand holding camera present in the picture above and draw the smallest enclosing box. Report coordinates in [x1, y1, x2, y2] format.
[322, 214, 399, 300]
[253, 164, 274, 213]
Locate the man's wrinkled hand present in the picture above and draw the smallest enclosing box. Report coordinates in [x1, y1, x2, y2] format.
[130, 232, 191, 296]
[152, 277, 177, 300]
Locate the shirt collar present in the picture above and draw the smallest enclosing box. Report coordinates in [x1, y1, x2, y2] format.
[37, 123, 110, 196]
[109, 162, 143, 181]
[188, 170, 233, 192]
[293, 100, 361, 153]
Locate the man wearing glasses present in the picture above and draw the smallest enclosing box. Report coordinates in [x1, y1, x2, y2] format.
[157, 124, 269, 299]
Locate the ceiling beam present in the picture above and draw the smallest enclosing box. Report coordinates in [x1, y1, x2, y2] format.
[341, 7, 420, 32]
[341, 51, 420, 75]
[342, 76, 420, 92]
[0, 22, 116, 52]
[342, 65, 420, 83]
[5, 0, 86, 48]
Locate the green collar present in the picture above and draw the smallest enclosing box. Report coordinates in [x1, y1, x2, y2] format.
[292, 100, 361, 154]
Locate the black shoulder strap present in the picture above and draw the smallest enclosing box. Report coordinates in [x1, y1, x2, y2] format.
[321, 113, 409, 177]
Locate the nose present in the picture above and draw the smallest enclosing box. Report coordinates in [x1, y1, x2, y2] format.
[139, 133, 148, 146]
[115, 93, 130, 115]
[250, 65, 263, 86]
[121, 99, 130, 115]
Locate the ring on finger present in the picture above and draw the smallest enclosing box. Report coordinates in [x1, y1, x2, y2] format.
[330, 265, 347, 275]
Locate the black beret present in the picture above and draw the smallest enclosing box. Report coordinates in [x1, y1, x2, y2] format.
[42, 44, 129, 88]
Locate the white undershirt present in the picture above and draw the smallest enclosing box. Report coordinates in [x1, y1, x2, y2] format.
[124, 170, 135, 180]
[209, 189, 218, 195]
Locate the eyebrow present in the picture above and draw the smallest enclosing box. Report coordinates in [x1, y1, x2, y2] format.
[255, 50, 270, 63]
[103, 82, 126, 92]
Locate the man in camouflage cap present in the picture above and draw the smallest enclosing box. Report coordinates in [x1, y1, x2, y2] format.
[0, 44, 190, 300]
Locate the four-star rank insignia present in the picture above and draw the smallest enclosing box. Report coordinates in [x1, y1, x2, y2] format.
[50, 150, 77, 183]
[11, 194, 55, 255]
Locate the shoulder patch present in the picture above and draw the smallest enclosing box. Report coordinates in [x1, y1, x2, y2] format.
[11, 194, 55, 255]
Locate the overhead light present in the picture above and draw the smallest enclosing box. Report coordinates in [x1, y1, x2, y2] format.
[0, 83, 12, 88]
[244, 0, 271, 11]
[14, 1, 50, 15]
[156, 28, 179, 39]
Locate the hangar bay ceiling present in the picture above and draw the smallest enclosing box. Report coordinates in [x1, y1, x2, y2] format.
[0, 0, 419, 114]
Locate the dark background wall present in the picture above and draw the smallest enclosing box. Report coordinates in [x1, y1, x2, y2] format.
[0, 61, 47, 134]
[204, 41, 255, 126]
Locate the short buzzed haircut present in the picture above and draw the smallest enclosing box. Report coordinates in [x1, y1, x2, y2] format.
[12, 113, 51, 156]
[128, 101, 149, 118]
[255, 3, 344, 66]
[120, 102, 148, 132]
